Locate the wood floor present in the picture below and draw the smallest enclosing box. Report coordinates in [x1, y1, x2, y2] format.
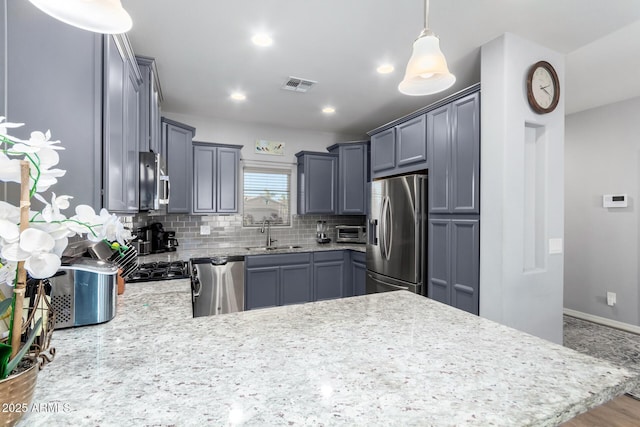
[561, 394, 640, 426]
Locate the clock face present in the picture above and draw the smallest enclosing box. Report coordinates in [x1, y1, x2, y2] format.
[526, 61, 560, 114]
[531, 67, 555, 108]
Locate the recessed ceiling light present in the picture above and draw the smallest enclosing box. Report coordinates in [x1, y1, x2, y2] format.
[322, 106, 335, 114]
[377, 64, 395, 74]
[251, 33, 273, 47]
[230, 92, 246, 101]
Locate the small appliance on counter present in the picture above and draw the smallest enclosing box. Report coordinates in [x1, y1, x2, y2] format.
[336, 225, 367, 243]
[165, 230, 179, 251]
[49, 258, 119, 329]
[148, 222, 179, 253]
[316, 220, 331, 244]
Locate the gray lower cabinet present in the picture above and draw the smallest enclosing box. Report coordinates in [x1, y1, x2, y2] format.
[370, 114, 427, 179]
[313, 251, 348, 301]
[162, 118, 195, 213]
[327, 141, 370, 215]
[245, 266, 279, 309]
[296, 151, 338, 214]
[245, 250, 363, 310]
[192, 143, 241, 214]
[428, 218, 479, 315]
[350, 251, 366, 296]
[245, 253, 312, 310]
[429, 91, 480, 214]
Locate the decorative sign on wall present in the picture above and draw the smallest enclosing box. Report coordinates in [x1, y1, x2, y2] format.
[255, 139, 285, 155]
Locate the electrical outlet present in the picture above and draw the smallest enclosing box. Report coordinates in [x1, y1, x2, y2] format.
[200, 225, 211, 235]
[607, 292, 616, 307]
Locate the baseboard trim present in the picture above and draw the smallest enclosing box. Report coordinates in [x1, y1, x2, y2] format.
[564, 308, 640, 335]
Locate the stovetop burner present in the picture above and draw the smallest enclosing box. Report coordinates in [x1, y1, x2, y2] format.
[128, 261, 189, 283]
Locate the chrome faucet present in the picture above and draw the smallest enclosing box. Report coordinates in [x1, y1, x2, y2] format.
[261, 219, 277, 248]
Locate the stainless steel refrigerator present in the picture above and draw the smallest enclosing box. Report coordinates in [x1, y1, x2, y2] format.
[366, 174, 427, 295]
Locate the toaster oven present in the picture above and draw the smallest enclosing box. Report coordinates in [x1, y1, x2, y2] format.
[336, 225, 367, 243]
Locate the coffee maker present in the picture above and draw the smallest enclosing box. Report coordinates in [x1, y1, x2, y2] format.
[165, 230, 179, 251]
[316, 220, 331, 244]
[149, 222, 167, 253]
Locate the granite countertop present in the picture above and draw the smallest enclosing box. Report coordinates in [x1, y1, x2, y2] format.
[137, 242, 366, 262]
[20, 281, 639, 426]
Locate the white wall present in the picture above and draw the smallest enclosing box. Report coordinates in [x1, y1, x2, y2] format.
[564, 96, 640, 325]
[480, 33, 565, 343]
[163, 112, 362, 165]
[162, 113, 362, 216]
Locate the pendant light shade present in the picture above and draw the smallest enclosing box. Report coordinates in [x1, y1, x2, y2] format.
[28, 0, 132, 34]
[398, 1, 455, 96]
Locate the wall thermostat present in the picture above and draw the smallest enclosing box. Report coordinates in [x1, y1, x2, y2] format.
[603, 194, 628, 208]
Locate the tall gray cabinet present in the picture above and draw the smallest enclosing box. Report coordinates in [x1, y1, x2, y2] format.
[162, 118, 195, 214]
[2, 0, 141, 213]
[427, 90, 480, 315]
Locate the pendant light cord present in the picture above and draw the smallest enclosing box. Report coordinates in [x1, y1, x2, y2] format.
[424, 0, 429, 30]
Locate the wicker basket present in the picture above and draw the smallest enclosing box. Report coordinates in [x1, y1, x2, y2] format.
[0, 359, 38, 426]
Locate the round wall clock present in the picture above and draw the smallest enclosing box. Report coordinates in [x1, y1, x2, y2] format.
[526, 61, 560, 114]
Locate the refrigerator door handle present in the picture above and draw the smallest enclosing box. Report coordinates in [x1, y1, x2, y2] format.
[368, 218, 378, 245]
[381, 196, 392, 261]
[367, 273, 410, 292]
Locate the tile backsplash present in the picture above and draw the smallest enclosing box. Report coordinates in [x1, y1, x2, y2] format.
[132, 213, 365, 250]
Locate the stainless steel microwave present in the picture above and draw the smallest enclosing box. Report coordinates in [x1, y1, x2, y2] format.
[336, 225, 367, 243]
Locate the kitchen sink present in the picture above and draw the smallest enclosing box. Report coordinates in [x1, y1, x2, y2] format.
[245, 245, 302, 251]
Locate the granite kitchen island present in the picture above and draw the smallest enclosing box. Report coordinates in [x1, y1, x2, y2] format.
[20, 280, 638, 426]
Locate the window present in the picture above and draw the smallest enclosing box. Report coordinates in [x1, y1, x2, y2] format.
[243, 167, 291, 227]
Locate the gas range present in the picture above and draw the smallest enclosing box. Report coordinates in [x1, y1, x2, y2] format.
[127, 261, 189, 283]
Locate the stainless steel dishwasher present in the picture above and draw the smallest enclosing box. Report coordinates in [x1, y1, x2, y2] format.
[190, 256, 245, 317]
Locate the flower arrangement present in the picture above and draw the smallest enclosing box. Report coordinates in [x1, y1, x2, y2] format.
[0, 117, 131, 379]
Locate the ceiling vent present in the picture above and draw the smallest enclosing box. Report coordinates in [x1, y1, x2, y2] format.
[281, 76, 317, 93]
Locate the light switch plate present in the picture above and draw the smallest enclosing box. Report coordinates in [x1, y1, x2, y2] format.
[548, 238, 563, 254]
[200, 225, 211, 235]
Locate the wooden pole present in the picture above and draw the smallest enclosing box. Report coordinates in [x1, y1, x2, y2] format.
[10, 160, 30, 358]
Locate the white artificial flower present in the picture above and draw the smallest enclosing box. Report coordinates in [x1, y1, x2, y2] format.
[67, 205, 102, 238]
[34, 193, 72, 223]
[0, 261, 17, 287]
[1, 228, 60, 279]
[0, 117, 24, 138]
[29, 147, 65, 193]
[0, 152, 22, 183]
[98, 209, 131, 245]
[11, 130, 63, 152]
[0, 202, 20, 245]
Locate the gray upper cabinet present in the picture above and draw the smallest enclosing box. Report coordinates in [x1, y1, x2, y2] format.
[397, 115, 427, 167]
[327, 141, 370, 215]
[429, 92, 480, 214]
[370, 114, 427, 179]
[104, 35, 141, 214]
[136, 56, 163, 153]
[3, 1, 144, 213]
[371, 128, 396, 174]
[3, 1, 103, 209]
[162, 118, 195, 214]
[450, 92, 480, 213]
[296, 152, 338, 215]
[192, 143, 241, 214]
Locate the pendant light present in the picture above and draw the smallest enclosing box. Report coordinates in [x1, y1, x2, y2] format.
[398, 0, 455, 96]
[28, 0, 133, 34]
